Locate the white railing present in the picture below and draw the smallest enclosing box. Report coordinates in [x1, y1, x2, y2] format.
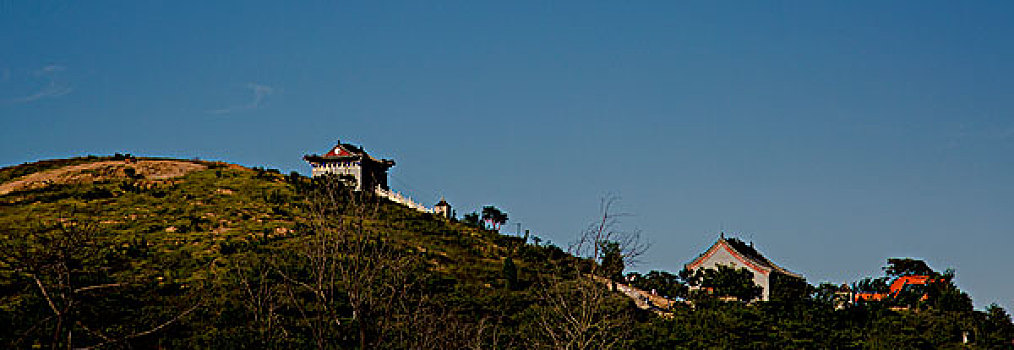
[374, 186, 432, 214]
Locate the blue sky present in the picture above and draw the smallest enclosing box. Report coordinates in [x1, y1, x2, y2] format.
[2, 1, 1013, 310]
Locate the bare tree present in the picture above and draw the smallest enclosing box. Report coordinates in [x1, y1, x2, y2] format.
[569, 195, 648, 273]
[0, 213, 198, 349]
[393, 297, 506, 350]
[530, 195, 648, 349]
[226, 254, 289, 346]
[276, 177, 419, 349]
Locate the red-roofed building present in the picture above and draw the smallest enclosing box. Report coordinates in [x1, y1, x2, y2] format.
[854, 275, 940, 303]
[685, 235, 802, 301]
[303, 141, 395, 191]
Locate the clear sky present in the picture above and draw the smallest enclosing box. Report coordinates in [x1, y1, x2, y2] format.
[2, 1, 1012, 310]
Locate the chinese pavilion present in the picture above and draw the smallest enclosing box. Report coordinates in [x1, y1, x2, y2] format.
[303, 141, 395, 191]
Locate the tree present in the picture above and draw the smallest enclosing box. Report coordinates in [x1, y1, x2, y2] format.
[812, 283, 850, 309]
[0, 214, 198, 349]
[768, 273, 810, 304]
[852, 277, 891, 294]
[923, 270, 972, 312]
[986, 303, 1012, 326]
[982, 303, 1014, 347]
[531, 236, 543, 246]
[569, 196, 647, 272]
[599, 241, 624, 282]
[279, 177, 421, 349]
[630, 270, 685, 299]
[688, 265, 763, 302]
[481, 206, 508, 231]
[530, 278, 633, 350]
[463, 212, 482, 228]
[503, 257, 519, 290]
[225, 254, 288, 347]
[884, 258, 936, 278]
[530, 195, 647, 349]
[123, 167, 142, 179]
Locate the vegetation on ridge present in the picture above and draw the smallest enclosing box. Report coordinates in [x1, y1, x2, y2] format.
[0, 156, 1012, 349]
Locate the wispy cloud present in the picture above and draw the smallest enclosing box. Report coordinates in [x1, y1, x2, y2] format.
[208, 83, 275, 114]
[4, 64, 73, 104]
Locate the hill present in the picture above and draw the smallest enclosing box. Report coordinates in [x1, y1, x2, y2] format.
[0, 156, 635, 349]
[1, 156, 1012, 349]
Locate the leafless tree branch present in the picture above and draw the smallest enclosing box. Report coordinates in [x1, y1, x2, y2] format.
[77, 303, 200, 350]
[532, 195, 644, 349]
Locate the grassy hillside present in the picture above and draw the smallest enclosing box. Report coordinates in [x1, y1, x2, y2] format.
[0, 156, 631, 349]
[2, 156, 1012, 349]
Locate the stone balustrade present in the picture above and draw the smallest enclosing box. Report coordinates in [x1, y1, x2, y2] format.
[374, 186, 432, 214]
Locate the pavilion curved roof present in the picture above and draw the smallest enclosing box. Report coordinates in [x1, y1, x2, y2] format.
[303, 141, 395, 166]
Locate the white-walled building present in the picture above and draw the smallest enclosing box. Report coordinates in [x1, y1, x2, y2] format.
[433, 198, 451, 219]
[303, 141, 395, 191]
[685, 235, 802, 301]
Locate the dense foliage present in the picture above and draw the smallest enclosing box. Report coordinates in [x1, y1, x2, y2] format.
[1, 157, 1011, 349]
[627, 270, 685, 299]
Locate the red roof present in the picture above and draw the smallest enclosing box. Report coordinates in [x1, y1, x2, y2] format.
[890, 275, 936, 292]
[324, 145, 354, 157]
[854, 275, 940, 303]
[855, 292, 889, 302]
[303, 141, 395, 168]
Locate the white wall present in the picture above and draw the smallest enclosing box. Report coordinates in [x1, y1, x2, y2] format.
[691, 246, 772, 301]
[311, 162, 364, 190]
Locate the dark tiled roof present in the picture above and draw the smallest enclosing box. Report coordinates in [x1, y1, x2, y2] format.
[341, 143, 364, 154]
[685, 236, 801, 278]
[304, 141, 395, 166]
[723, 238, 801, 278]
